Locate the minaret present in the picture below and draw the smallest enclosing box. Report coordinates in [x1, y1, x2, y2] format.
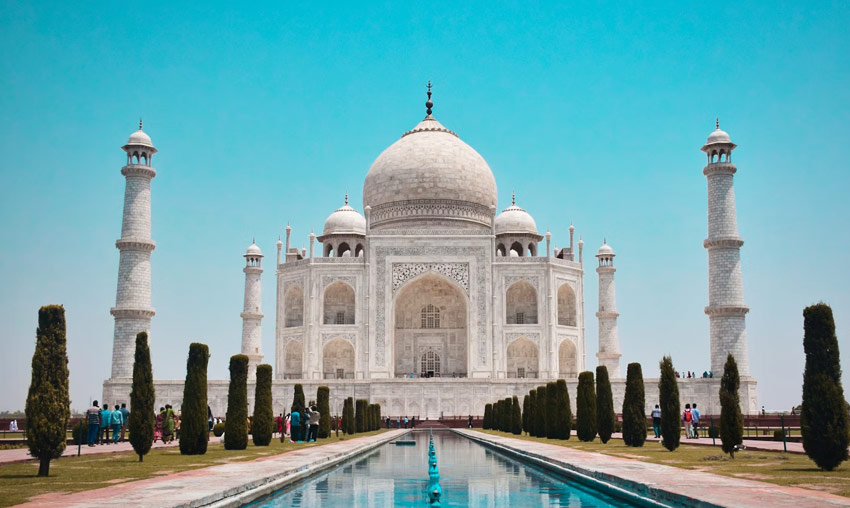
[241, 240, 264, 380]
[702, 119, 749, 376]
[595, 240, 621, 377]
[110, 121, 157, 379]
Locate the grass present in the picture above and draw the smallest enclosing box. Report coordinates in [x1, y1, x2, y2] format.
[475, 429, 850, 497]
[0, 430, 387, 507]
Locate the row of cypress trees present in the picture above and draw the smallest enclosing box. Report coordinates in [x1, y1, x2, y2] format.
[341, 398, 381, 434]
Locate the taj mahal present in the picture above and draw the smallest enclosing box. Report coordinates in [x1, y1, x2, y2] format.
[102, 88, 759, 417]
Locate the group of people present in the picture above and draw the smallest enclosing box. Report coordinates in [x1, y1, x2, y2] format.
[274, 405, 321, 443]
[85, 400, 129, 446]
[154, 405, 178, 443]
[649, 403, 702, 439]
[385, 415, 417, 429]
[675, 371, 714, 379]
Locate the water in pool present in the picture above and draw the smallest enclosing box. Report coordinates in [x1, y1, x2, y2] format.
[248, 431, 639, 507]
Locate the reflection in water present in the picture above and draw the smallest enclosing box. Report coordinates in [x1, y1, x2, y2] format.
[248, 431, 636, 507]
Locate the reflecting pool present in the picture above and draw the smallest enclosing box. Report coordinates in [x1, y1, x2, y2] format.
[247, 431, 640, 507]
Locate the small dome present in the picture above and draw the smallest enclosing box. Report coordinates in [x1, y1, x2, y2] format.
[495, 195, 538, 236]
[128, 129, 153, 146]
[245, 242, 263, 257]
[706, 127, 731, 145]
[322, 197, 366, 237]
[596, 241, 615, 256]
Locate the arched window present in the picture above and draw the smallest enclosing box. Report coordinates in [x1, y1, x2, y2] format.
[355, 243, 364, 257]
[528, 242, 537, 257]
[284, 285, 304, 327]
[506, 281, 537, 324]
[496, 244, 506, 257]
[323, 281, 355, 324]
[337, 242, 351, 257]
[420, 349, 441, 377]
[324, 243, 334, 257]
[557, 284, 577, 326]
[421, 304, 440, 329]
[510, 241, 524, 257]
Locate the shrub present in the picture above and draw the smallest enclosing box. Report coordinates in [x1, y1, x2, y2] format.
[72, 420, 87, 446]
[528, 389, 538, 437]
[291, 384, 306, 415]
[535, 385, 547, 438]
[596, 366, 616, 444]
[483, 403, 493, 430]
[342, 397, 355, 434]
[317, 386, 330, 438]
[501, 398, 512, 433]
[213, 422, 226, 437]
[576, 371, 597, 442]
[493, 401, 502, 432]
[224, 355, 249, 450]
[658, 357, 679, 451]
[355, 399, 368, 433]
[252, 364, 274, 446]
[614, 420, 622, 434]
[511, 396, 522, 435]
[802, 303, 849, 471]
[522, 395, 531, 435]
[129, 332, 155, 462]
[555, 379, 572, 440]
[180, 343, 210, 455]
[773, 429, 785, 442]
[720, 354, 744, 458]
[25, 305, 70, 477]
[623, 362, 647, 447]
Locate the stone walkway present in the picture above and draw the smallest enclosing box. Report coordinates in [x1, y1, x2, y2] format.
[12, 430, 406, 508]
[459, 429, 850, 508]
[0, 439, 181, 465]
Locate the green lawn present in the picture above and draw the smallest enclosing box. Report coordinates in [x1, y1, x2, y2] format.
[0, 430, 386, 507]
[475, 429, 850, 498]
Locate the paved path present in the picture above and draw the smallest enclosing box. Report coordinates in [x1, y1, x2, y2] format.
[459, 429, 850, 508]
[13, 430, 406, 508]
[642, 433, 804, 454]
[0, 439, 181, 465]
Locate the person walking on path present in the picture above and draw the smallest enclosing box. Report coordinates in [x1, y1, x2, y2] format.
[86, 401, 101, 446]
[682, 404, 693, 439]
[111, 405, 123, 444]
[404, 416, 409, 429]
[163, 405, 175, 443]
[307, 405, 320, 442]
[285, 413, 291, 438]
[651, 405, 662, 438]
[290, 409, 301, 443]
[100, 404, 112, 445]
[155, 407, 165, 443]
[691, 403, 701, 438]
[119, 403, 130, 442]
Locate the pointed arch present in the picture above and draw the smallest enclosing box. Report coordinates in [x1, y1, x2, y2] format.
[507, 337, 538, 378]
[284, 340, 302, 378]
[284, 284, 304, 327]
[323, 281, 355, 324]
[322, 338, 354, 379]
[506, 280, 537, 324]
[558, 339, 578, 378]
[557, 283, 577, 326]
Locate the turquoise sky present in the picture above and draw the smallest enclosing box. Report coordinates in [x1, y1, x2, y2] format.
[1, 1, 848, 412]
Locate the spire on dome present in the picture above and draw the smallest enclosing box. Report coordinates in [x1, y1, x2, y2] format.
[139, 118, 143, 130]
[426, 81, 433, 116]
[716, 117, 719, 129]
[511, 190, 516, 206]
[345, 192, 349, 206]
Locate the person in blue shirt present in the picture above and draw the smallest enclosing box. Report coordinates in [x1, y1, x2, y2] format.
[86, 401, 101, 446]
[691, 403, 701, 438]
[100, 404, 112, 445]
[289, 409, 301, 443]
[119, 403, 130, 442]
[651, 405, 662, 438]
[111, 404, 123, 443]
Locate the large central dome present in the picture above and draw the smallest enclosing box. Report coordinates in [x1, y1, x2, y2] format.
[363, 112, 498, 230]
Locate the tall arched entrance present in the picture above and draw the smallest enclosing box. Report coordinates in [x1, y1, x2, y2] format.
[322, 338, 354, 379]
[558, 339, 578, 378]
[393, 273, 468, 378]
[506, 337, 538, 378]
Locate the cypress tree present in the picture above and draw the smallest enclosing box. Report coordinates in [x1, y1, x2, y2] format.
[658, 357, 679, 451]
[252, 364, 274, 446]
[342, 397, 355, 434]
[719, 354, 744, 458]
[493, 401, 502, 431]
[483, 403, 492, 430]
[623, 362, 647, 447]
[355, 399, 367, 432]
[546, 382, 558, 439]
[802, 303, 849, 470]
[501, 398, 512, 432]
[535, 385, 547, 438]
[317, 386, 331, 438]
[596, 366, 615, 444]
[522, 394, 531, 435]
[180, 343, 210, 454]
[576, 371, 597, 442]
[25, 305, 70, 477]
[528, 389, 538, 436]
[129, 331, 155, 462]
[291, 384, 306, 415]
[556, 379, 572, 440]
[224, 354, 249, 450]
[511, 396, 522, 435]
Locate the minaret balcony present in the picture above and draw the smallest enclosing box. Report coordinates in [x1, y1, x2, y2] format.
[115, 238, 156, 251]
[121, 165, 157, 178]
[703, 236, 744, 249]
[704, 305, 749, 316]
[703, 162, 737, 176]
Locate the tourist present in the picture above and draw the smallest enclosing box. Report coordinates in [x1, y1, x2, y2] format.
[397, 416, 401, 428]
[651, 404, 661, 438]
[208, 406, 214, 433]
[175, 412, 182, 441]
[386, 416, 390, 429]
[682, 403, 693, 438]
[290, 409, 301, 442]
[285, 413, 291, 438]
[119, 403, 130, 442]
[404, 416, 409, 429]
[9, 420, 17, 432]
[86, 400, 101, 446]
[301, 408, 309, 440]
[692, 403, 700, 438]
[155, 407, 165, 443]
[307, 405, 320, 442]
[111, 404, 123, 444]
[468, 415, 473, 428]
[276, 413, 283, 437]
[163, 405, 175, 443]
[100, 403, 112, 445]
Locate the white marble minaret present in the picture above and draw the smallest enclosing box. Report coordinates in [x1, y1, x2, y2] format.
[110, 121, 157, 379]
[595, 240, 621, 377]
[241, 241, 264, 380]
[702, 119, 749, 376]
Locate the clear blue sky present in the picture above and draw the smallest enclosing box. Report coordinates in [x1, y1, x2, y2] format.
[1, 1, 848, 413]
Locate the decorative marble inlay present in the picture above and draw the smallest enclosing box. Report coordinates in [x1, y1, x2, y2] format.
[505, 332, 540, 345]
[392, 263, 469, 294]
[322, 275, 357, 289]
[504, 275, 539, 291]
[321, 332, 356, 345]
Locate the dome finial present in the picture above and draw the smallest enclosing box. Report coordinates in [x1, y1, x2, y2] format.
[604, 237, 607, 244]
[425, 80, 433, 116]
[715, 117, 719, 130]
[252, 236, 255, 244]
[511, 190, 516, 206]
[139, 118, 143, 130]
[344, 192, 348, 205]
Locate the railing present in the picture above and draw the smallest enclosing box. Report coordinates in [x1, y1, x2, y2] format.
[506, 372, 539, 379]
[394, 373, 468, 379]
[323, 373, 355, 380]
